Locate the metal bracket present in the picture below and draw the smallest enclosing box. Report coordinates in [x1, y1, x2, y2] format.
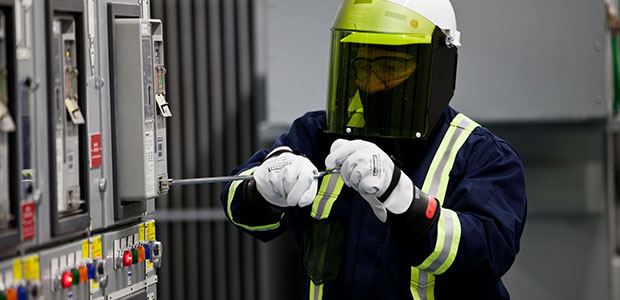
[106, 275, 158, 300]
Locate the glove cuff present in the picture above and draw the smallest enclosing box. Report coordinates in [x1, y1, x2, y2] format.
[378, 166, 401, 203]
[264, 146, 294, 161]
[386, 187, 440, 239]
[243, 178, 286, 213]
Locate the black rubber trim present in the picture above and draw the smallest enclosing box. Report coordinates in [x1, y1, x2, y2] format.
[243, 178, 284, 214]
[378, 166, 401, 203]
[264, 147, 294, 161]
[387, 188, 440, 239]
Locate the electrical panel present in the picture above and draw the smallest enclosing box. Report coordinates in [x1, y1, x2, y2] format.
[110, 15, 169, 220]
[47, 1, 90, 237]
[0, 11, 14, 233]
[0, 1, 21, 254]
[0, 0, 167, 298]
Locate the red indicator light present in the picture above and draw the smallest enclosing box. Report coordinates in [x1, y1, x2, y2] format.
[138, 246, 145, 263]
[122, 250, 133, 267]
[61, 271, 73, 289]
[79, 265, 88, 284]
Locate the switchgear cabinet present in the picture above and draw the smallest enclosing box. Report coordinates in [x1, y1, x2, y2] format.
[46, 0, 89, 237]
[108, 4, 169, 221]
[0, 1, 21, 254]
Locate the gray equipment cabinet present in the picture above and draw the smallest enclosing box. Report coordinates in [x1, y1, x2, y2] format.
[45, 0, 90, 238]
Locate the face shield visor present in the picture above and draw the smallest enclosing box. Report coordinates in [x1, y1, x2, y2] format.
[326, 1, 458, 139]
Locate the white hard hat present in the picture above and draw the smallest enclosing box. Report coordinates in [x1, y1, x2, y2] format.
[385, 0, 460, 45]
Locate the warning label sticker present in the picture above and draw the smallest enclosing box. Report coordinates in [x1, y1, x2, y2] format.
[144, 130, 155, 198]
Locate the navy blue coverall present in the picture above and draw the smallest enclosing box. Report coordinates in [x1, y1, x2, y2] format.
[220, 107, 527, 299]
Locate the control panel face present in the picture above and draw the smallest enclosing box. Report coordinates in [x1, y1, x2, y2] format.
[152, 22, 169, 196]
[0, 10, 14, 232]
[113, 19, 169, 204]
[51, 15, 85, 218]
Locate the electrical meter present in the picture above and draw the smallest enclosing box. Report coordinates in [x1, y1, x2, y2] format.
[47, 2, 89, 236]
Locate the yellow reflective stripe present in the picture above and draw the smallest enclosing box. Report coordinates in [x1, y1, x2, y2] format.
[311, 174, 345, 220]
[226, 167, 283, 231]
[346, 91, 365, 128]
[309, 281, 323, 300]
[410, 268, 435, 300]
[416, 210, 447, 270]
[434, 210, 461, 275]
[420, 114, 464, 196]
[411, 113, 479, 298]
[416, 208, 461, 275]
[434, 118, 479, 202]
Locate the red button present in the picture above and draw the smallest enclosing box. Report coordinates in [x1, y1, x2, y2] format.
[122, 250, 133, 267]
[61, 271, 73, 289]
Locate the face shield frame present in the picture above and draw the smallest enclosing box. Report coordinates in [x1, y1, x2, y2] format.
[326, 28, 458, 139]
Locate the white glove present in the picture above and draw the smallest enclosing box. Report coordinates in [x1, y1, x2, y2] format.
[325, 139, 414, 222]
[254, 147, 319, 208]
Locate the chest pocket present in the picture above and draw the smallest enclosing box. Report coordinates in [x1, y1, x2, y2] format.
[303, 174, 347, 293]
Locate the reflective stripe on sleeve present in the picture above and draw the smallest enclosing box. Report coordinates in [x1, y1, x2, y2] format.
[309, 281, 324, 300]
[311, 174, 345, 220]
[416, 208, 461, 275]
[226, 166, 284, 231]
[410, 113, 479, 299]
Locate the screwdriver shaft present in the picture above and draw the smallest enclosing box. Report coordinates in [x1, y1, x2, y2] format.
[167, 169, 340, 187]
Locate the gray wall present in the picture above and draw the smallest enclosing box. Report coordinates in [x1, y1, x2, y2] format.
[265, 0, 612, 299]
[265, 0, 606, 124]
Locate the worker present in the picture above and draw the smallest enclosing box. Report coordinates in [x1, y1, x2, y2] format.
[220, 0, 527, 299]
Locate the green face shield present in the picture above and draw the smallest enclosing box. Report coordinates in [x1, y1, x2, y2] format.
[326, 0, 458, 139]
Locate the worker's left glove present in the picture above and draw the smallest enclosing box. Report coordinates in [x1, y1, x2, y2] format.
[325, 139, 413, 222]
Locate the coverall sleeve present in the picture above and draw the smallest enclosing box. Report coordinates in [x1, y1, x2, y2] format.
[391, 135, 527, 294]
[219, 112, 323, 242]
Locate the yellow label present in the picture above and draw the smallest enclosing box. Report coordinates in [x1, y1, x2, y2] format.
[12, 259, 22, 281]
[146, 261, 153, 273]
[139, 223, 145, 242]
[89, 235, 102, 294]
[23, 255, 39, 281]
[91, 235, 102, 259]
[90, 280, 100, 293]
[146, 220, 156, 241]
[82, 240, 90, 260]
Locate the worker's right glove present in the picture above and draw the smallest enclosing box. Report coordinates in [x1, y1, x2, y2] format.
[254, 146, 319, 208]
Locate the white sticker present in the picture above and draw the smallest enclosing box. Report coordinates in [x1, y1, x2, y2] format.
[144, 130, 156, 198]
[67, 151, 75, 173]
[127, 235, 133, 246]
[52, 20, 60, 34]
[114, 239, 120, 254]
[134, 233, 139, 245]
[127, 270, 132, 286]
[0, 272, 4, 290]
[67, 253, 75, 268]
[121, 237, 126, 250]
[51, 257, 59, 276]
[5, 271, 12, 287]
[76, 251, 82, 265]
[60, 256, 67, 270]
[56, 132, 65, 212]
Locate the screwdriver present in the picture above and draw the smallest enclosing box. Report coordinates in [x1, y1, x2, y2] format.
[161, 168, 341, 189]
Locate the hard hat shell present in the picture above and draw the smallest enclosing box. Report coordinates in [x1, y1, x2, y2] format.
[332, 0, 460, 46]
